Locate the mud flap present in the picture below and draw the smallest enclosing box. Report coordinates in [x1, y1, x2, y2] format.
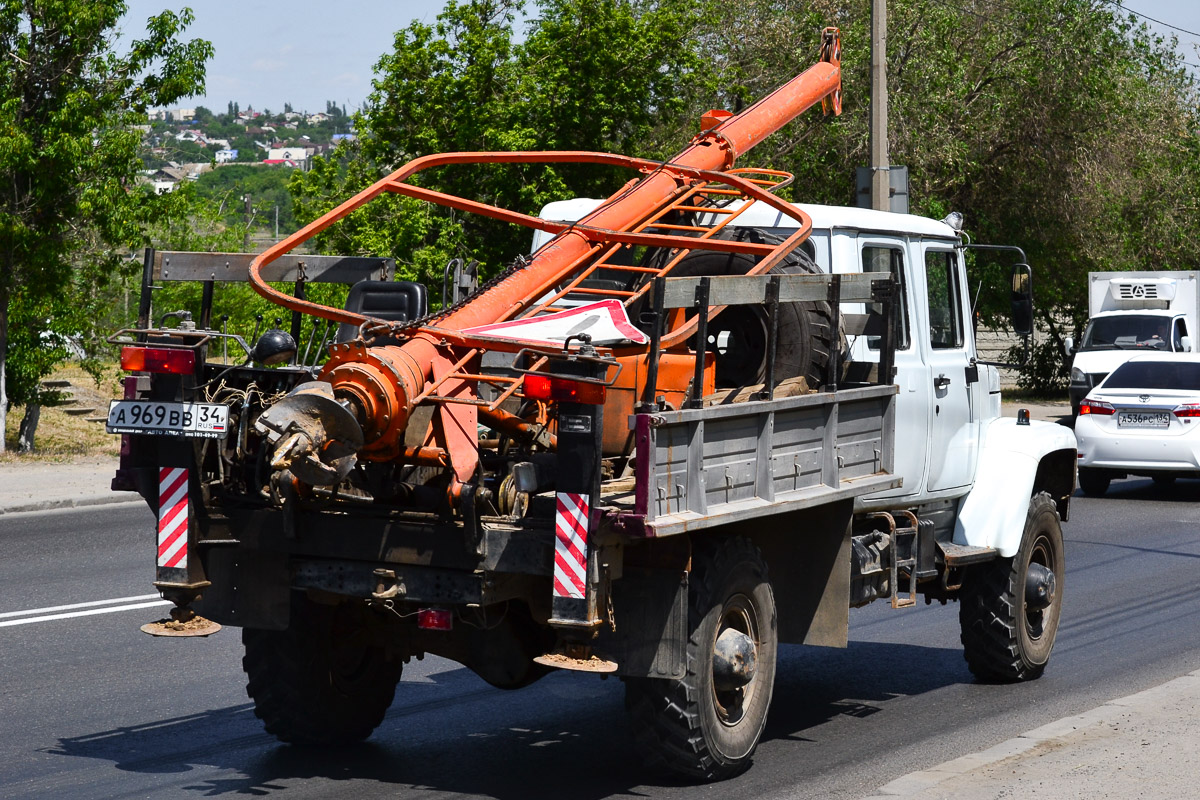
[193, 548, 291, 630]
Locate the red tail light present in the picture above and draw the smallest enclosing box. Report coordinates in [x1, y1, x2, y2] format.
[417, 608, 453, 631]
[120, 346, 196, 375]
[1173, 404, 1200, 418]
[1079, 399, 1115, 416]
[523, 374, 606, 404]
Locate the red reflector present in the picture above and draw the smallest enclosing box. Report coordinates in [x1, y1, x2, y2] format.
[523, 374, 606, 404]
[1079, 399, 1115, 416]
[121, 346, 195, 375]
[417, 608, 453, 631]
[1174, 404, 1200, 418]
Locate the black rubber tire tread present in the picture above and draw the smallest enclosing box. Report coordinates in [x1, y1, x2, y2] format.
[959, 492, 1064, 683]
[1077, 467, 1110, 497]
[624, 536, 777, 781]
[243, 595, 402, 745]
[667, 229, 833, 390]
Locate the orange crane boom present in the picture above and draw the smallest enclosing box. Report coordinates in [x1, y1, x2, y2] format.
[247, 28, 843, 494]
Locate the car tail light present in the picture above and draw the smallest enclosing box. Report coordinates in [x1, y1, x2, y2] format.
[523, 374, 606, 404]
[1079, 399, 1115, 416]
[120, 346, 195, 375]
[1173, 404, 1200, 418]
[417, 608, 453, 631]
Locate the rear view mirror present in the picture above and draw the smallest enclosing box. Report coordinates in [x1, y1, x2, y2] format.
[1063, 336, 1075, 356]
[1010, 263, 1033, 336]
[1181, 335, 1193, 353]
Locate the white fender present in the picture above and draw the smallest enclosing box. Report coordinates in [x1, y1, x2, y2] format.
[954, 418, 1077, 556]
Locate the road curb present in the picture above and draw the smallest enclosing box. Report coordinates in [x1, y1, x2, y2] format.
[0, 494, 143, 516]
[862, 669, 1200, 798]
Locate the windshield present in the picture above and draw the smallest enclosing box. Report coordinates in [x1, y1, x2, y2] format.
[1080, 314, 1173, 351]
[1102, 361, 1200, 391]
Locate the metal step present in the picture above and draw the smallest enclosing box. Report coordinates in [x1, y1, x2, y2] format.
[938, 541, 998, 568]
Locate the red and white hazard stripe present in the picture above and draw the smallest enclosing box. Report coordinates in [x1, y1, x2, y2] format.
[554, 492, 589, 599]
[157, 467, 189, 569]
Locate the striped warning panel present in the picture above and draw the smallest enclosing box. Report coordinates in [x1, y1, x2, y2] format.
[554, 492, 589, 600]
[157, 467, 189, 569]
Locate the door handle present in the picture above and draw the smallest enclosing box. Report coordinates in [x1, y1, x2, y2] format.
[934, 374, 951, 390]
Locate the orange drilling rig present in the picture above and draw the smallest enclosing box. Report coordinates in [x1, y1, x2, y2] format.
[109, 29, 925, 779]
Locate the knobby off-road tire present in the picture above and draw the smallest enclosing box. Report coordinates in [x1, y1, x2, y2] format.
[243, 594, 402, 744]
[1077, 467, 1111, 497]
[959, 492, 1064, 682]
[668, 228, 834, 390]
[624, 536, 778, 781]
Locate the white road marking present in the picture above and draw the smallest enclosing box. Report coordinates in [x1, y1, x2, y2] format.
[0, 594, 171, 627]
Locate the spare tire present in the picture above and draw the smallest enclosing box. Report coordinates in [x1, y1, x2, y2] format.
[668, 228, 833, 390]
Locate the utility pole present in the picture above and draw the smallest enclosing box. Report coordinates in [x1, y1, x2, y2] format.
[243, 193, 252, 252]
[870, 0, 890, 212]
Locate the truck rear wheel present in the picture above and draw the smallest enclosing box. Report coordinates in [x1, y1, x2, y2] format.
[959, 492, 1064, 682]
[624, 536, 777, 780]
[243, 594, 402, 744]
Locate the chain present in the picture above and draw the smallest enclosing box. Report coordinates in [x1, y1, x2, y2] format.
[386, 254, 532, 336]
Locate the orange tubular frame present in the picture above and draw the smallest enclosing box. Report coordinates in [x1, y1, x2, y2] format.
[247, 28, 842, 489]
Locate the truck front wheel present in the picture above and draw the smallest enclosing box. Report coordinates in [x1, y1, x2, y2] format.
[625, 536, 777, 780]
[959, 492, 1064, 682]
[243, 594, 402, 744]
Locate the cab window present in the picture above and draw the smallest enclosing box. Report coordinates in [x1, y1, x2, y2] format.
[925, 250, 964, 349]
[862, 246, 910, 350]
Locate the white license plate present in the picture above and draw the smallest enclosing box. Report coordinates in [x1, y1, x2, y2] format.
[1117, 411, 1170, 428]
[107, 401, 229, 439]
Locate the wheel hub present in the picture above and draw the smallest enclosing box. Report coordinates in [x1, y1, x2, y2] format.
[1025, 562, 1057, 611]
[713, 627, 757, 691]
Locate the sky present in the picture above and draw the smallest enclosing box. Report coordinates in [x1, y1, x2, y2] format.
[120, 0, 451, 114]
[120, 1, 1200, 115]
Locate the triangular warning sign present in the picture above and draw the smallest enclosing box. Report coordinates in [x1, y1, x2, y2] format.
[461, 299, 649, 346]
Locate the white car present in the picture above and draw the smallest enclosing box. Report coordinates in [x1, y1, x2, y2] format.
[1075, 354, 1200, 496]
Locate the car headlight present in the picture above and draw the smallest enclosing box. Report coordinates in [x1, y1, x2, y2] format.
[1071, 367, 1087, 384]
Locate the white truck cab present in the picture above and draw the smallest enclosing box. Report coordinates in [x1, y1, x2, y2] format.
[1066, 272, 1199, 417]
[536, 199, 1077, 557]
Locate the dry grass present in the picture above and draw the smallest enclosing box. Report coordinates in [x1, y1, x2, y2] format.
[1, 362, 123, 463]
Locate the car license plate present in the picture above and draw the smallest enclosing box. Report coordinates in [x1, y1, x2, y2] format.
[107, 400, 229, 439]
[1117, 411, 1170, 428]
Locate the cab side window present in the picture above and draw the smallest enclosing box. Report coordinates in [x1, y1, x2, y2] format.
[862, 246, 910, 350]
[925, 250, 964, 349]
[1175, 318, 1188, 352]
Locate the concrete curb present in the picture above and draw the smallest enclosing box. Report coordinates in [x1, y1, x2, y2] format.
[0, 494, 143, 516]
[862, 669, 1200, 798]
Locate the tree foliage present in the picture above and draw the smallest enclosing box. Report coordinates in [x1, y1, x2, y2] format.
[0, 1, 212, 450]
[288, 0, 1198, 390]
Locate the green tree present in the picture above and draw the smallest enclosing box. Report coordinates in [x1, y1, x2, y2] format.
[0, 1, 212, 451]
[290, 0, 714, 291]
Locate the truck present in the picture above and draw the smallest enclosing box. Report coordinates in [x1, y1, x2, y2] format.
[107, 29, 1076, 780]
[1066, 271, 1200, 417]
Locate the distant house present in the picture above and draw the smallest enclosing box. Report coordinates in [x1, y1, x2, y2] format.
[150, 166, 188, 193]
[173, 108, 196, 121]
[306, 112, 330, 125]
[174, 130, 201, 142]
[331, 133, 356, 143]
[264, 147, 309, 168]
[215, 149, 238, 163]
[205, 138, 231, 149]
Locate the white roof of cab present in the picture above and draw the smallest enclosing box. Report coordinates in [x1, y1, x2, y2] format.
[537, 198, 961, 240]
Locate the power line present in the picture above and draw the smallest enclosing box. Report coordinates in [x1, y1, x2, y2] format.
[1110, 1, 1200, 39]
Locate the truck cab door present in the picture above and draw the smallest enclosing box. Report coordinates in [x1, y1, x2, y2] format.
[922, 246, 981, 492]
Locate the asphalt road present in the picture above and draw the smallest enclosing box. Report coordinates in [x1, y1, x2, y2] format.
[2, 480, 1199, 800]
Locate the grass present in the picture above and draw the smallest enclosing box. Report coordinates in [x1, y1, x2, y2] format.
[1, 362, 123, 463]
